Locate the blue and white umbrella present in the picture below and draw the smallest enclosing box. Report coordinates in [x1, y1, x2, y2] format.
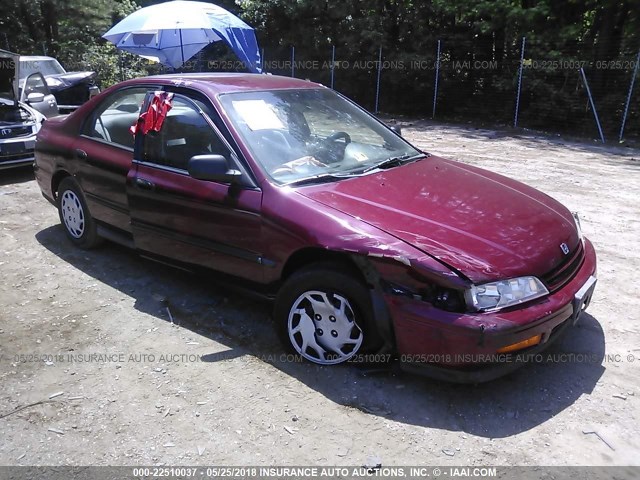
[103, 0, 261, 72]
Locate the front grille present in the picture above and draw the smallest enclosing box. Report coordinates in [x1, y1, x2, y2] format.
[541, 241, 585, 292]
[0, 125, 33, 139]
[0, 150, 34, 162]
[0, 152, 33, 165]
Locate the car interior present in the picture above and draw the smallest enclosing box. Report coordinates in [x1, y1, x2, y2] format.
[143, 106, 228, 171]
[92, 109, 140, 148]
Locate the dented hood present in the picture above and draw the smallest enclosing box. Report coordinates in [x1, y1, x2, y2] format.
[297, 156, 580, 283]
[45, 71, 96, 91]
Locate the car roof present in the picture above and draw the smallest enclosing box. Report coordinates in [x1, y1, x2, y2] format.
[19, 56, 57, 61]
[123, 73, 325, 95]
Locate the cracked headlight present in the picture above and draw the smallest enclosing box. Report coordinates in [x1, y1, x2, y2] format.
[465, 276, 549, 312]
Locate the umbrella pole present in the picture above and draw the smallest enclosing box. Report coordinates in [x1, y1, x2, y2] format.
[179, 29, 185, 69]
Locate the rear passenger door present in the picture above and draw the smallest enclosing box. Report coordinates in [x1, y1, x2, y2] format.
[73, 87, 147, 233]
[127, 92, 264, 281]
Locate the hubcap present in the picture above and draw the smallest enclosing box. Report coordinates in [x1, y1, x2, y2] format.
[288, 290, 363, 365]
[60, 190, 85, 238]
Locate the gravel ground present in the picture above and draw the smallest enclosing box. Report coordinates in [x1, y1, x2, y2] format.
[0, 121, 639, 467]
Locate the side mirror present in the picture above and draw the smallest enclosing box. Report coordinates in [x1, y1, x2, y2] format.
[389, 125, 402, 137]
[188, 154, 242, 183]
[27, 92, 46, 104]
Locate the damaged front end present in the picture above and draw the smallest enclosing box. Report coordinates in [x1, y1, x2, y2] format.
[45, 71, 100, 111]
[351, 236, 597, 383]
[19, 56, 99, 113]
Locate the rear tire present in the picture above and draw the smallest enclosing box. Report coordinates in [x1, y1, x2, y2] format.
[57, 177, 102, 249]
[274, 263, 381, 365]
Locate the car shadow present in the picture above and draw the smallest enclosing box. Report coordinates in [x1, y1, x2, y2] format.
[0, 166, 34, 186]
[35, 224, 605, 439]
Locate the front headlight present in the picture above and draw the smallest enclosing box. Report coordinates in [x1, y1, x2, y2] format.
[46, 77, 64, 88]
[465, 276, 549, 312]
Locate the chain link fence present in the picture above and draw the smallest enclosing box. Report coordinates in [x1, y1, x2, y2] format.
[218, 38, 640, 144]
[99, 36, 640, 144]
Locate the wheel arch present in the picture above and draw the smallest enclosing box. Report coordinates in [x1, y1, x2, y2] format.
[279, 247, 396, 354]
[280, 247, 368, 285]
[51, 169, 72, 201]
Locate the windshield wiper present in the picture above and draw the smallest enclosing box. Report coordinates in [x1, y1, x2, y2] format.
[361, 152, 428, 173]
[285, 152, 429, 186]
[286, 172, 357, 187]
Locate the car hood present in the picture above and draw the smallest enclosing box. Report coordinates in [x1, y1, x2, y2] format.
[0, 49, 19, 107]
[45, 71, 96, 91]
[297, 156, 580, 283]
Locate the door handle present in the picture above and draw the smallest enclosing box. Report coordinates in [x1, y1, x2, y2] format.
[74, 148, 87, 160]
[134, 177, 155, 190]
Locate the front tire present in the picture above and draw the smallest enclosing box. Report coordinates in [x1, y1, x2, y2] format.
[274, 263, 380, 365]
[57, 177, 101, 249]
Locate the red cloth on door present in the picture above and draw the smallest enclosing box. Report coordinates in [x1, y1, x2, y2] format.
[130, 91, 174, 136]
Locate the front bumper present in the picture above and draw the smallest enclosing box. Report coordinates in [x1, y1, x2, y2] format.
[0, 135, 36, 170]
[388, 238, 598, 383]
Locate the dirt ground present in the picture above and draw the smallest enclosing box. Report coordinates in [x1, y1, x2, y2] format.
[0, 121, 639, 467]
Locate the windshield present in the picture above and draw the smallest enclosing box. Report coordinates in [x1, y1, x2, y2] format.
[219, 88, 421, 184]
[19, 58, 65, 79]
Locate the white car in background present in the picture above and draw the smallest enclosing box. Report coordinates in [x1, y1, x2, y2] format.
[1, 49, 48, 170]
[0, 98, 46, 170]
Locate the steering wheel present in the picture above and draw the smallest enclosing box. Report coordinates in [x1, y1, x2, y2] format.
[314, 131, 351, 164]
[325, 131, 351, 145]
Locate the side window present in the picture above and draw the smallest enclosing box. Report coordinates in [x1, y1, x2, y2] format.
[84, 88, 147, 149]
[143, 96, 230, 171]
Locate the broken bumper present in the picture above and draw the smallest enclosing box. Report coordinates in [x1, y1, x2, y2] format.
[387, 239, 597, 383]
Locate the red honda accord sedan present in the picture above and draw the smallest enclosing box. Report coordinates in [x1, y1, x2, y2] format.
[33, 73, 597, 382]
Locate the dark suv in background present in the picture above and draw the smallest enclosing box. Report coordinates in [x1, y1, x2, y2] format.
[19, 55, 99, 113]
